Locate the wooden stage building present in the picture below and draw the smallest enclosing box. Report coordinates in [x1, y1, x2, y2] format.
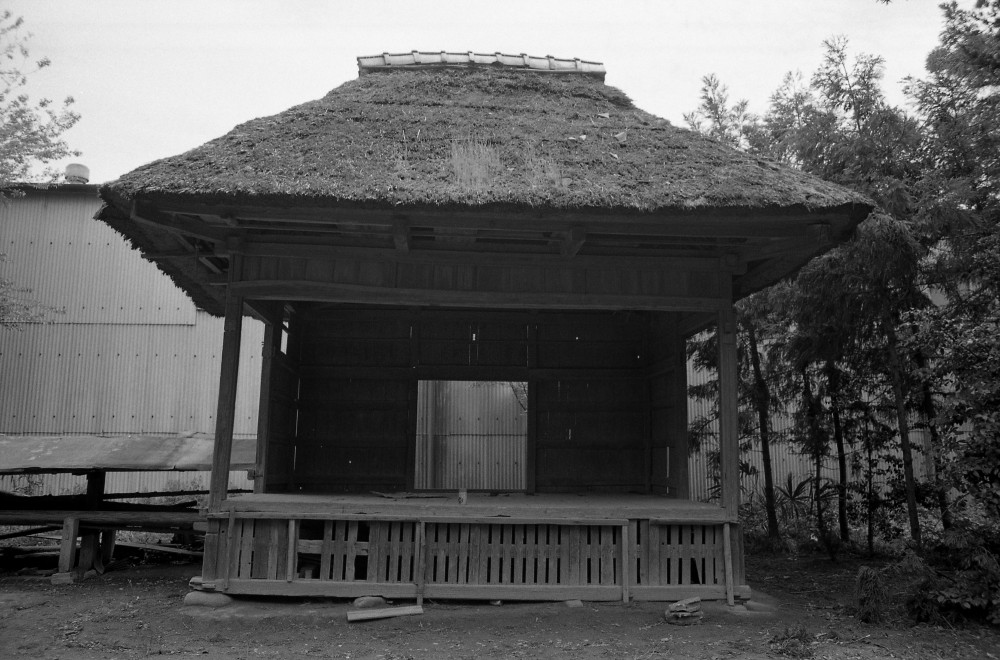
[95, 51, 871, 603]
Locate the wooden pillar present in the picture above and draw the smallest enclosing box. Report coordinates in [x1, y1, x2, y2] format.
[253, 322, 277, 494]
[668, 330, 689, 498]
[208, 253, 245, 512]
[717, 305, 740, 518]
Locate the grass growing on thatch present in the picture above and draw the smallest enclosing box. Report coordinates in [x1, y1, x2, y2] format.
[451, 137, 502, 191]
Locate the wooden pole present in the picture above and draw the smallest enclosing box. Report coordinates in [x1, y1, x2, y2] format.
[208, 252, 245, 511]
[253, 322, 277, 493]
[722, 522, 735, 606]
[717, 306, 740, 518]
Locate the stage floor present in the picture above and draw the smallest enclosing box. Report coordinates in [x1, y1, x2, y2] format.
[218, 492, 731, 523]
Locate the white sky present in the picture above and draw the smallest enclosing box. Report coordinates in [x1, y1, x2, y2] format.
[7, 0, 968, 184]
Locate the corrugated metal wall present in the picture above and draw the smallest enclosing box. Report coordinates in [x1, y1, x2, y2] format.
[0, 188, 262, 496]
[414, 380, 527, 490]
[1, 192, 195, 325]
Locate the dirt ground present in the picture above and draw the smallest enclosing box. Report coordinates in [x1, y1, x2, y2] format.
[1, 552, 998, 659]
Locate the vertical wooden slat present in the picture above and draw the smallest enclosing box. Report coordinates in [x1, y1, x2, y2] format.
[599, 526, 615, 585]
[467, 524, 482, 584]
[489, 525, 503, 584]
[238, 519, 254, 579]
[568, 526, 581, 585]
[645, 521, 659, 585]
[621, 523, 631, 602]
[331, 521, 346, 581]
[415, 521, 426, 607]
[367, 522, 384, 583]
[513, 524, 526, 584]
[457, 523, 470, 584]
[319, 520, 333, 580]
[222, 512, 236, 589]
[285, 520, 296, 582]
[266, 521, 281, 580]
[344, 522, 359, 581]
[400, 522, 414, 583]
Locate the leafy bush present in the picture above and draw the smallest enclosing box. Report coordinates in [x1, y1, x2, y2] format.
[904, 525, 1000, 626]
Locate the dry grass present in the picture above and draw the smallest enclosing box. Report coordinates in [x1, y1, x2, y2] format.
[450, 138, 501, 191]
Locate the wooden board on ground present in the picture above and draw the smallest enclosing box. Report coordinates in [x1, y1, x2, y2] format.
[347, 605, 423, 622]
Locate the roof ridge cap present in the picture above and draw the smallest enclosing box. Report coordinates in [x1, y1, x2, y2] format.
[357, 51, 606, 80]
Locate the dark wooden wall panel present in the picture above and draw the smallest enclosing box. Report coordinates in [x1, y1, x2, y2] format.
[265, 306, 690, 496]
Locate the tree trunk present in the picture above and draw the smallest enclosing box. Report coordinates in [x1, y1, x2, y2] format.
[884, 320, 922, 547]
[801, 367, 828, 540]
[746, 321, 780, 540]
[914, 351, 951, 529]
[825, 360, 850, 542]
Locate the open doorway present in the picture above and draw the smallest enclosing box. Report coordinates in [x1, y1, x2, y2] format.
[414, 380, 527, 490]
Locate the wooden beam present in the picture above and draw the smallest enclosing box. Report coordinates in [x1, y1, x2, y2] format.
[717, 306, 740, 518]
[231, 280, 729, 312]
[208, 254, 245, 511]
[157, 202, 849, 240]
[240, 240, 725, 272]
[561, 227, 586, 257]
[131, 202, 229, 244]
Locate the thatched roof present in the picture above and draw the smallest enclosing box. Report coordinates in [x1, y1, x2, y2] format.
[97, 54, 872, 315]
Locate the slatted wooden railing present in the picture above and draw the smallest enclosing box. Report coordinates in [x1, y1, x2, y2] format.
[207, 512, 742, 602]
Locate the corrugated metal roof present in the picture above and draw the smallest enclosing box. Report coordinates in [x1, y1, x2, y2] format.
[0, 434, 256, 472]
